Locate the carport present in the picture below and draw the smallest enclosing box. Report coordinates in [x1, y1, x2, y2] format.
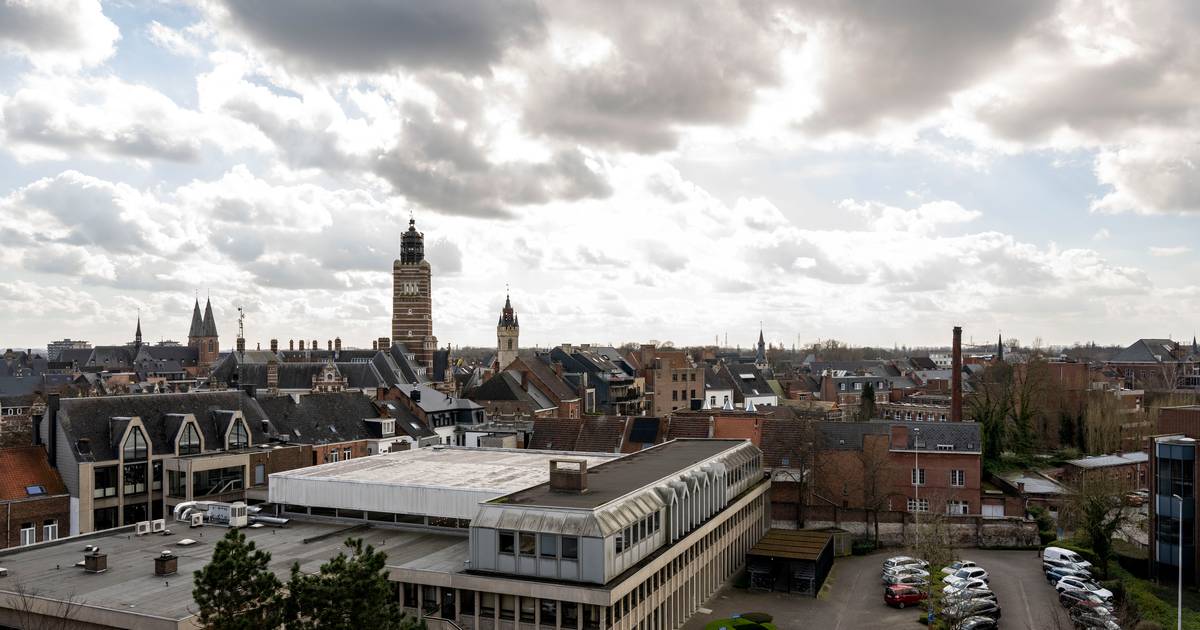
[746, 529, 834, 596]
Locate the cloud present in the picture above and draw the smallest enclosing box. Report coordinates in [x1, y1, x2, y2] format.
[427, 238, 464, 275]
[206, 0, 544, 75]
[841, 199, 981, 235]
[1092, 228, 1110, 241]
[1092, 139, 1200, 215]
[146, 21, 202, 58]
[1150, 246, 1191, 257]
[0, 0, 120, 69]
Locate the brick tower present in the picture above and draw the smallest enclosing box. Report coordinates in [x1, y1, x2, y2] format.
[496, 290, 519, 370]
[391, 217, 436, 372]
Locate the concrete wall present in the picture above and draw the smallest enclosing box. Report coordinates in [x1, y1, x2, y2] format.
[792, 509, 1039, 548]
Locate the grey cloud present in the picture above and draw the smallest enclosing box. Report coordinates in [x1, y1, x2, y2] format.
[2, 93, 201, 162]
[212, 0, 544, 75]
[526, 0, 787, 152]
[246, 255, 345, 290]
[17, 172, 150, 253]
[796, 0, 1056, 133]
[23, 247, 88, 276]
[211, 231, 266, 263]
[646, 248, 687, 272]
[0, 0, 119, 67]
[427, 238, 464, 275]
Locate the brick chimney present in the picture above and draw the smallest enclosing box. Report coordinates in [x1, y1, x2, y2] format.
[299, 340, 305, 351]
[289, 339, 295, 351]
[154, 551, 178, 576]
[335, 337, 342, 352]
[267, 360, 279, 392]
[327, 340, 333, 351]
[951, 326, 963, 422]
[549, 459, 588, 494]
[270, 339, 278, 353]
[372, 340, 378, 351]
[312, 339, 317, 352]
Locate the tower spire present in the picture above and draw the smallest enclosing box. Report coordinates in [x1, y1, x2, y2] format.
[135, 310, 142, 348]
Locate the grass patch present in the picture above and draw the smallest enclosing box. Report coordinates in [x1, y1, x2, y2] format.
[703, 618, 777, 630]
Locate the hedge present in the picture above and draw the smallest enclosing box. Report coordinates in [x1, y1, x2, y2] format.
[1112, 565, 1200, 630]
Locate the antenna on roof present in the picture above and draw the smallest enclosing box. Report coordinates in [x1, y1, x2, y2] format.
[237, 307, 245, 339]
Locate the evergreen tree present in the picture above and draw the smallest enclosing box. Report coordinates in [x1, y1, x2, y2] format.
[192, 529, 283, 630]
[1058, 412, 1076, 449]
[857, 382, 876, 422]
[285, 538, 424, 630]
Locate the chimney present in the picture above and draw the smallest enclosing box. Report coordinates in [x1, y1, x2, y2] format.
[410, 389, 421, 404]
[154, 551, 177, 577]
[312, 339, 317, 352]
[47, 393, 59, 468]
[267, 361, 279, 391]
[372, 340, 378, 351]
[549, 459, 588, 493]
[378, 337, 391, 350]
[335, 337, 342, 352]
[299, 340, 305, 351]
[242, 384, 257, 399]
[327, 340, 333, 351]
[951, 326, 963, 422]
[236, 337, 246, 354]
[270, 339, 278, 353]
[83, 549, 107, 574]
[289, 339, 295, 351]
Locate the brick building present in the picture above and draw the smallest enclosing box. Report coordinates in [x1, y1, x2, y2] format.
[0, 447, 70, 549]
[634, 345, 704, 417]
[502, 351, 586, 418]
[1059, 451, 1149, 492]
[392, 217, 437, 372]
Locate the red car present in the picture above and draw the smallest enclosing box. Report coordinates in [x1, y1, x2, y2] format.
[885, 584, 928, 608]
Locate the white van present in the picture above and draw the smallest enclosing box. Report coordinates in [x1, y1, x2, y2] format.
[1043, 547, 1092, 569]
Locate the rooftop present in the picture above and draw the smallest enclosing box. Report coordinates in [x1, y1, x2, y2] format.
[0, 446, 67, 501]
[0, 521, 465, 627]
[998, 470, 1069, 495]
[1064, 451, 1149, 469]
[498, 439, 748, 510]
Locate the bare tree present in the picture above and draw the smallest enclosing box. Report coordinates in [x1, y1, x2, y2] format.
[1083, 391, 1122, 455]
[1, 582, 85, 630]
[858, 436, 894, 547]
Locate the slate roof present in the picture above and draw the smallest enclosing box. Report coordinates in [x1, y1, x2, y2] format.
[256, 392, 385, 446]
[0, 446, 68, 501]
[575, 416, 630, 452]
[891, 421, 981, 452]
[201, 299, 219, 337]
[724, 364, 776, 398]
[815, 422, 889, 450]
[88, 346, 135, 370]
[1064, 451, 1149, 469]
[665, 416, 711, 439]
[515, 350, 578, 400]
[527, 417, 584, 450]
[56, 391, 273, 463]
[0, 376, 40, 398]
[406, 384, 483, 414]
[760, 419, 813, 467]
[58, 348, 95, 366]
[188, 300, 204, 338]
[1111, 339, 1183, 364]
[704, 364, 735, 391]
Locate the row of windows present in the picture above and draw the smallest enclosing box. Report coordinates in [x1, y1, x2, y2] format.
[498, 531, 580, 560]
[670, 390, 697, 401]
[906, 498, 972, 515]
[17, 520, 58, 546]
[615, 511, 661, 554]
[910, 468, 967, 487]
[884, 409, 949, 422]
[324, 448, 354, 463]
[94, 462, 162, 498]
[670, 372, 697, 382]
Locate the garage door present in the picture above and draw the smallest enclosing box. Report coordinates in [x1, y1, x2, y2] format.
[982, 504, 1004, 518]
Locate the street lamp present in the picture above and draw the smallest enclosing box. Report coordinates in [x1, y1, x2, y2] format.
[913, 427, 921, 550]
[1173, 493, 1183, 630]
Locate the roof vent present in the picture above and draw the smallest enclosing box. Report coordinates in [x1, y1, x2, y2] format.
[549, 458, 589, 494]
[154, 551, 178, 577]
[83, 549, 107, 574]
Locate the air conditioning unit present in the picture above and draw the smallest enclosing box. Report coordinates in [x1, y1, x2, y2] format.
[135, 521, 152, 536]
[190, 513, 204, 527]
[151, 519, 166, 533]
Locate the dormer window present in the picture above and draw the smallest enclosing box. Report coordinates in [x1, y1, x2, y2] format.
[123, 427, 148, 460]
[228, 419, 250, 450]
[179, 423, 201, 455]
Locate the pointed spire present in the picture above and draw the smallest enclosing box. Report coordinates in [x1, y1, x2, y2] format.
[188, 298, 204, 338]
[202, 298, 219, 337]
[135, 312, 142, 346]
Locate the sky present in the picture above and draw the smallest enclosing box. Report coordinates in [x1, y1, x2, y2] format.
[1, 0, 1198, 352]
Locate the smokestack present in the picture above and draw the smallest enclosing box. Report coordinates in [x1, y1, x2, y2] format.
[48, 393, 59, 468]
[951, 326, 963, 422]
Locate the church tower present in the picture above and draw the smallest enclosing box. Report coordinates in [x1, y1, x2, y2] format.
[754, 326, 767, 369]
[187, 298, 220, 367]
[496, 290, 519, 371]
[391, 217, 437, 372]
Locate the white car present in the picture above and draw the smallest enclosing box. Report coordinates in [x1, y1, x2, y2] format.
[943, 578, 989, 596]
[942, 567, 989, 585]
[883, 556, 929, 571]
[1055, 576, 1113, 600]
[882, 569, 931, 585]
[883, 566, 930, 579]
[941, 560, 978, 576]
[1044, 547, 1093, 569]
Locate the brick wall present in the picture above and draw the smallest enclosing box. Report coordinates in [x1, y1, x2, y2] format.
[0, 415, 32, 448]
[1159, 406, 1200, 438]
[2, 495, 71, 549]
[796, 505, 1039, 547]
[310, 441, 369, 466]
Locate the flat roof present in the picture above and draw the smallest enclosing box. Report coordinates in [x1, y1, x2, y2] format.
[271, 446, 619, 493]
[498, 439, 747, 509]
[0, 521, 464, 626]
[748, 528, 832, 562]
[1065, 451, 1148, 469]
[999, 470, 1069, 495]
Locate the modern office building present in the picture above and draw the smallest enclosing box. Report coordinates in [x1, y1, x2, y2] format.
[1149, 434, 1197, 585]
[0, 439, 768, 630]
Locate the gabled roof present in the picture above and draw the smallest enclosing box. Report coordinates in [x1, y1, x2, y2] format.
[724, 364, 776, 399]
[0, 446, 67, 501]
[575, 416, 630, 452]
[666, 416, 711, 439]
[513, 350, 578, 401]
[760, 419, 813, 467]
[256, 392, 385, 446]
[527, 417, 583, 450]
[815, 421, 889, 450]
[56, 391, 273, 462]
[1111, 338, 1182, 364]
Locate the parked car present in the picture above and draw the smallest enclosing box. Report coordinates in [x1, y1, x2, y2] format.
[1045, 557, 1093, 575]
[1055, 577, 1113, 600]
[883, 556, 929, 571]
[958, 616, 1000, 630]
[941, 560, 978, 575]
[942, 567, 990, 585]
[943, 588, 996, 605]
[943, 578, 989, 596]
[882, 567, 930, 583]
[1059, 589, 1112, 612]
[1047, 565, 1094, 584]
[884, 573, 930, 587]
[942, 597, 1002, 621]
[1070, 607, 1122, 630]
[884, 584, 928, 609]
[1044, 547, 1093, 569]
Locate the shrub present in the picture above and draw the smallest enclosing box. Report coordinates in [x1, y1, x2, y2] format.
[851, 540, 876, 556]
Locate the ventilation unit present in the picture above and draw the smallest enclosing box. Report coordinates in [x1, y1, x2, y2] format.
[135, 521, 152, 536]
[151, 519, 166, 533]
[190, 513, 204, 527]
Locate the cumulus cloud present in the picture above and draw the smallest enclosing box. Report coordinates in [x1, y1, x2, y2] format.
[206, 0, 544, 75]
[0, 0, 120, 69]
[146, 21, 202, 58]
[1150, 246, 1191, 257]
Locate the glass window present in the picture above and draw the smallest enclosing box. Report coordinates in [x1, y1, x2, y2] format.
[951, 470, 965, 487]
[480, 593, 495, 617]
[123, 502, 147, 524]
[228, 420, 249, 450]
[911, 468, 925, 485]
[519, 532, 536, 555]
[562, 602, 578, 627]
[179, 423, 201, 455]
[192, 466, 244, 497]
[43, 519, 58, 541]
[402, 583, 418, 608]
[540, 600, 558, 625]
[499, 595, 515, 621]
[499, 531, 515, 554]
[343, 447, 352, 461]
[254, 464, 266, 485]
[168, 469, 187, 498]
[152, 461, 162, 491]
[94, 466, 117, 498]
[615, 531, 624, 553]
[459, 589, 475, 615]
[540, 533, 558, 558]
[123, 462, 148, 495]
[123, 427, 148, 460]
[19, 523, 35, 546]
[562, 536, 579, 559]
[93, 507, 118, 531]
[519, 597, 535, 623]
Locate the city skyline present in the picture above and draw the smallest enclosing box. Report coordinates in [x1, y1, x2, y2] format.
[2, 1, 1199, 349]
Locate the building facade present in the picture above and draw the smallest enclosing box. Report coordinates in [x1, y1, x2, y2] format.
[1149, 435, 1197, 585]
[392, 218, 438, 372]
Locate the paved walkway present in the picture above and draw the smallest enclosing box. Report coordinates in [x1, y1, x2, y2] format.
[683, 549, 1067, 630]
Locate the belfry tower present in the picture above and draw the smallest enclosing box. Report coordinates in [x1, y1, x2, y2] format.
[496, 290, 519, 370]
[391, 216, 436, 372]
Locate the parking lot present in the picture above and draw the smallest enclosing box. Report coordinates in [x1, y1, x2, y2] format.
[683, 549, 1068, 630]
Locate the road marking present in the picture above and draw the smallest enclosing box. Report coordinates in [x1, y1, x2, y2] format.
[1017, 578, 1036, 629]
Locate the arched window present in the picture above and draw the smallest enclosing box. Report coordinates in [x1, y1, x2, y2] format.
[228, 419, 249, 450]
[506, 339, 513, 350]
[123, 427, 148, 460]
[179, 423, 201, 455]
